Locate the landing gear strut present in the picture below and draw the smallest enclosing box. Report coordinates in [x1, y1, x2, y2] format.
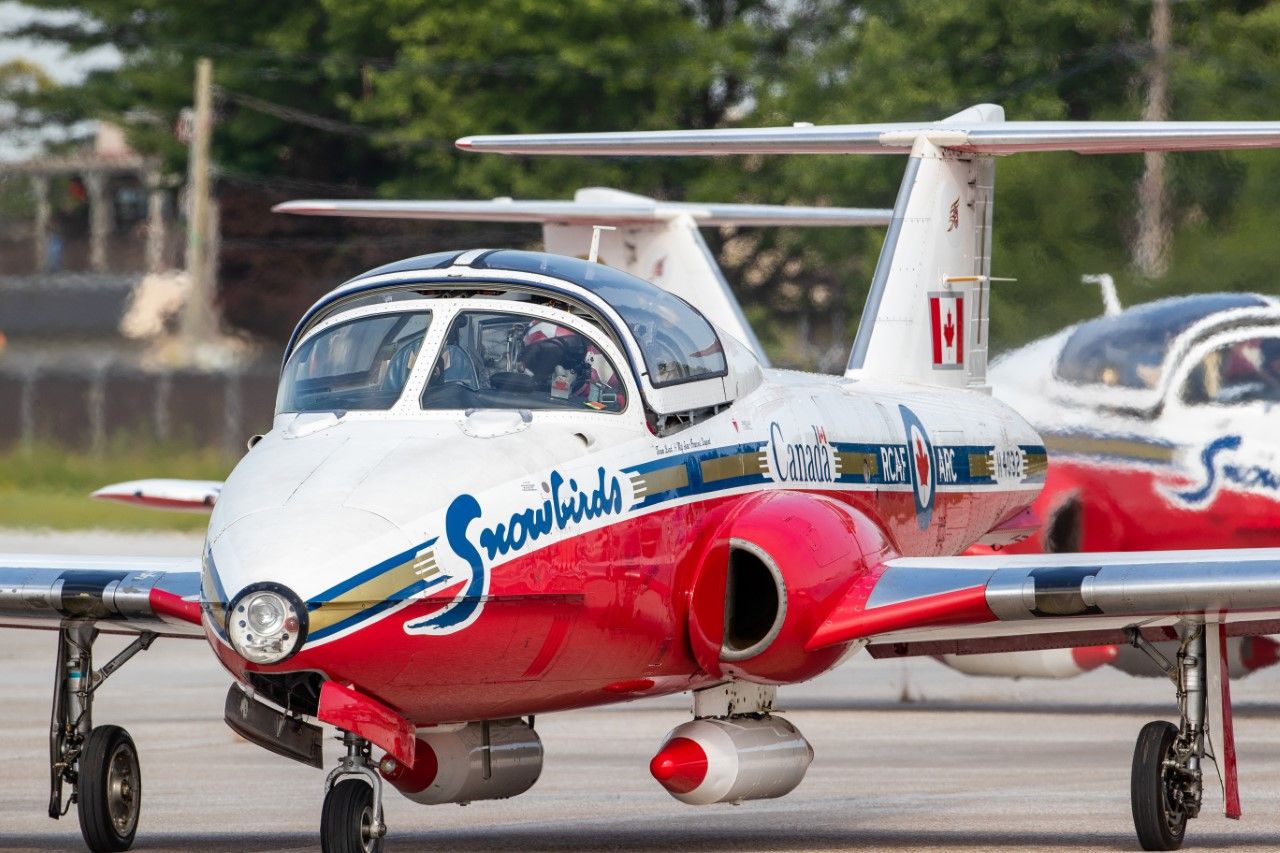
[49, 623, 155, 852]
[321, 731, 386, 853]
[1130, 625, 1206, 851]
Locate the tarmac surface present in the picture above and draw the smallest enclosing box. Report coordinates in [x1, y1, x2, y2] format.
[4, 530, 1280, 852]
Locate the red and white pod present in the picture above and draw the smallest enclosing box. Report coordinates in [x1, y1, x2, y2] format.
[1109, 636, 1280, 679]
[938, 645, 1119, 679]
[379, 719, 542, 805]
[649, 716, 812, 806]
[1238, 635, 1280, 675]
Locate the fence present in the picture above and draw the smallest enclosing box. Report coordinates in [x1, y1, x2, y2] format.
[0, 367, 279, 453]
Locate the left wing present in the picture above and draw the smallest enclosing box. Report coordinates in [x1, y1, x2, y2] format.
[92, 479, 222, 512]
[808, 549, 1280, 656]
[0, 555, 204, 637]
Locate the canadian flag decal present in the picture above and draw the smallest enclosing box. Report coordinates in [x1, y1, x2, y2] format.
[929, 292, 964, 369]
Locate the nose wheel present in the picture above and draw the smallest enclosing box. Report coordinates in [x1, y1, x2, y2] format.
[321, 732, 386, 853]
[322, 779, 382, 853]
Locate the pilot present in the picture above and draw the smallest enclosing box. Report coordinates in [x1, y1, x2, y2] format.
[1257, 339, 1280, 399]
[518, 322, 624, 409]
[521, 322, 589, 398]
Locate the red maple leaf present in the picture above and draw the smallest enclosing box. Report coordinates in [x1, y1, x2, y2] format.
[943, 310, 955, 350]
[914, 436, 930, 487]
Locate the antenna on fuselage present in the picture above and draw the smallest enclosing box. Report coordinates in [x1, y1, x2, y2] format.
[588, 225, 617, 263]
[1082, 273, 1122, 317]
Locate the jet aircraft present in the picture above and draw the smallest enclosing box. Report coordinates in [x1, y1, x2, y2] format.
[10, 105, 1280, 853]
[941, 294, 1280, 681]
[994, 293, 1280, 555]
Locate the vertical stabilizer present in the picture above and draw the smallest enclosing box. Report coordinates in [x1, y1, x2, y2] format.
[845, 105, 1000, 390]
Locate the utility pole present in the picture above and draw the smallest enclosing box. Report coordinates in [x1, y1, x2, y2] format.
[181, 57, 216, 344]
[1134, 0, 1171, 280]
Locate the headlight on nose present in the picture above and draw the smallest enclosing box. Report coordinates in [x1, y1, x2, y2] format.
[228, 586, 306, 664]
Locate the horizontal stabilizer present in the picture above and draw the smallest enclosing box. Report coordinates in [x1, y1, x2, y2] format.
[274, 193, 891, 227]
[459, 112, 1280, 158]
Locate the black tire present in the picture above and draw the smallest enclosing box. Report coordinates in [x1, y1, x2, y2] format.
[77, 725, 141, 853]
[321, 779, 383, 853]
[1131, 720, 1188, 851]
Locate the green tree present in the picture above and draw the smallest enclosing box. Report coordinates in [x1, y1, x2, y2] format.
[9, 1, 1280, 362]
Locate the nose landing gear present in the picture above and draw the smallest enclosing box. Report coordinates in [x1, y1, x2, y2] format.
[322, 731, 386, 853]
[1130, 625, 1207, 851]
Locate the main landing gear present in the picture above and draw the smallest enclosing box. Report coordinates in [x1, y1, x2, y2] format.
[321, 731, 386, 853]
[1129, 625, 1208, 851]
[48, 623, 156, 852]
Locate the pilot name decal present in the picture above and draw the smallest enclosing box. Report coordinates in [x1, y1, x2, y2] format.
[1161, 435, 1280, 509]
[405, 468, 625, 637]
[768, 422, 834, 483]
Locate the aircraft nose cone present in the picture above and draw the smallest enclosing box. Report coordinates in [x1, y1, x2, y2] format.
[209, 505, 413, 617]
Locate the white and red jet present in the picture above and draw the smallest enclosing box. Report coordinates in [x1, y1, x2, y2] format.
[8, 106, 1280, 853]
[943, 293, 1280, 682]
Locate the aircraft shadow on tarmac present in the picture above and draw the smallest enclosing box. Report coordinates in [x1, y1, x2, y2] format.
[4, 826, 1280, 852]
[631, 697, 1280, 719]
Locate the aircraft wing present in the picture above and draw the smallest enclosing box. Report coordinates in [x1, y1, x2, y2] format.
[92, 479, 222, 511]
[808, 549, 1280, 657]
[273, 197, 892, 227]
[0, 555, 204, 637]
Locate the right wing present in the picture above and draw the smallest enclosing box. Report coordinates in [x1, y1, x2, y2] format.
[808, 549, 1280, 657]
[0, 555, 204, 637]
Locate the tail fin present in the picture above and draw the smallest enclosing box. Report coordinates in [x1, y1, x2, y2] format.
[458, 105, 1280, 388]
[846, 105, 999, 390]
[275, 190, 891, 366]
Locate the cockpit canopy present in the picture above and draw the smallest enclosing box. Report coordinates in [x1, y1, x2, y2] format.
[470, 252, 726, 387]
[279, 250, 753, 420]
[1055, 294, 1272, 391]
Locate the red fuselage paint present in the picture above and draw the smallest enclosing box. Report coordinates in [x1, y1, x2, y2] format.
[210, 487, 1027, 726]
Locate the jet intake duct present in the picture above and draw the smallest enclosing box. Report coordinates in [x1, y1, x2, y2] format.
[650, 716, 813, 805]
[688, 492, 891, 684]
[378, 719, 542, 805]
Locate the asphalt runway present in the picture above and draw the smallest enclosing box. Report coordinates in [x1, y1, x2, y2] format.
[4, 530, 1280, 852]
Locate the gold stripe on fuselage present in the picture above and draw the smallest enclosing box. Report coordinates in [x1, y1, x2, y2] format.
[700, 451, 767, 484]
[636, 462, 691, 495]
[1044, 434, 1175, 464]
[834, 451, 879, 478]
[308, 549, 436, 634]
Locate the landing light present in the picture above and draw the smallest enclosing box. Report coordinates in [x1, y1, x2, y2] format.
[228, 587, 306, 664]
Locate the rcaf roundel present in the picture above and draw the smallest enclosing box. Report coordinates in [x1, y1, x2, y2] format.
[898, 405, 935, 530]
[929, 292, 964, 369]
